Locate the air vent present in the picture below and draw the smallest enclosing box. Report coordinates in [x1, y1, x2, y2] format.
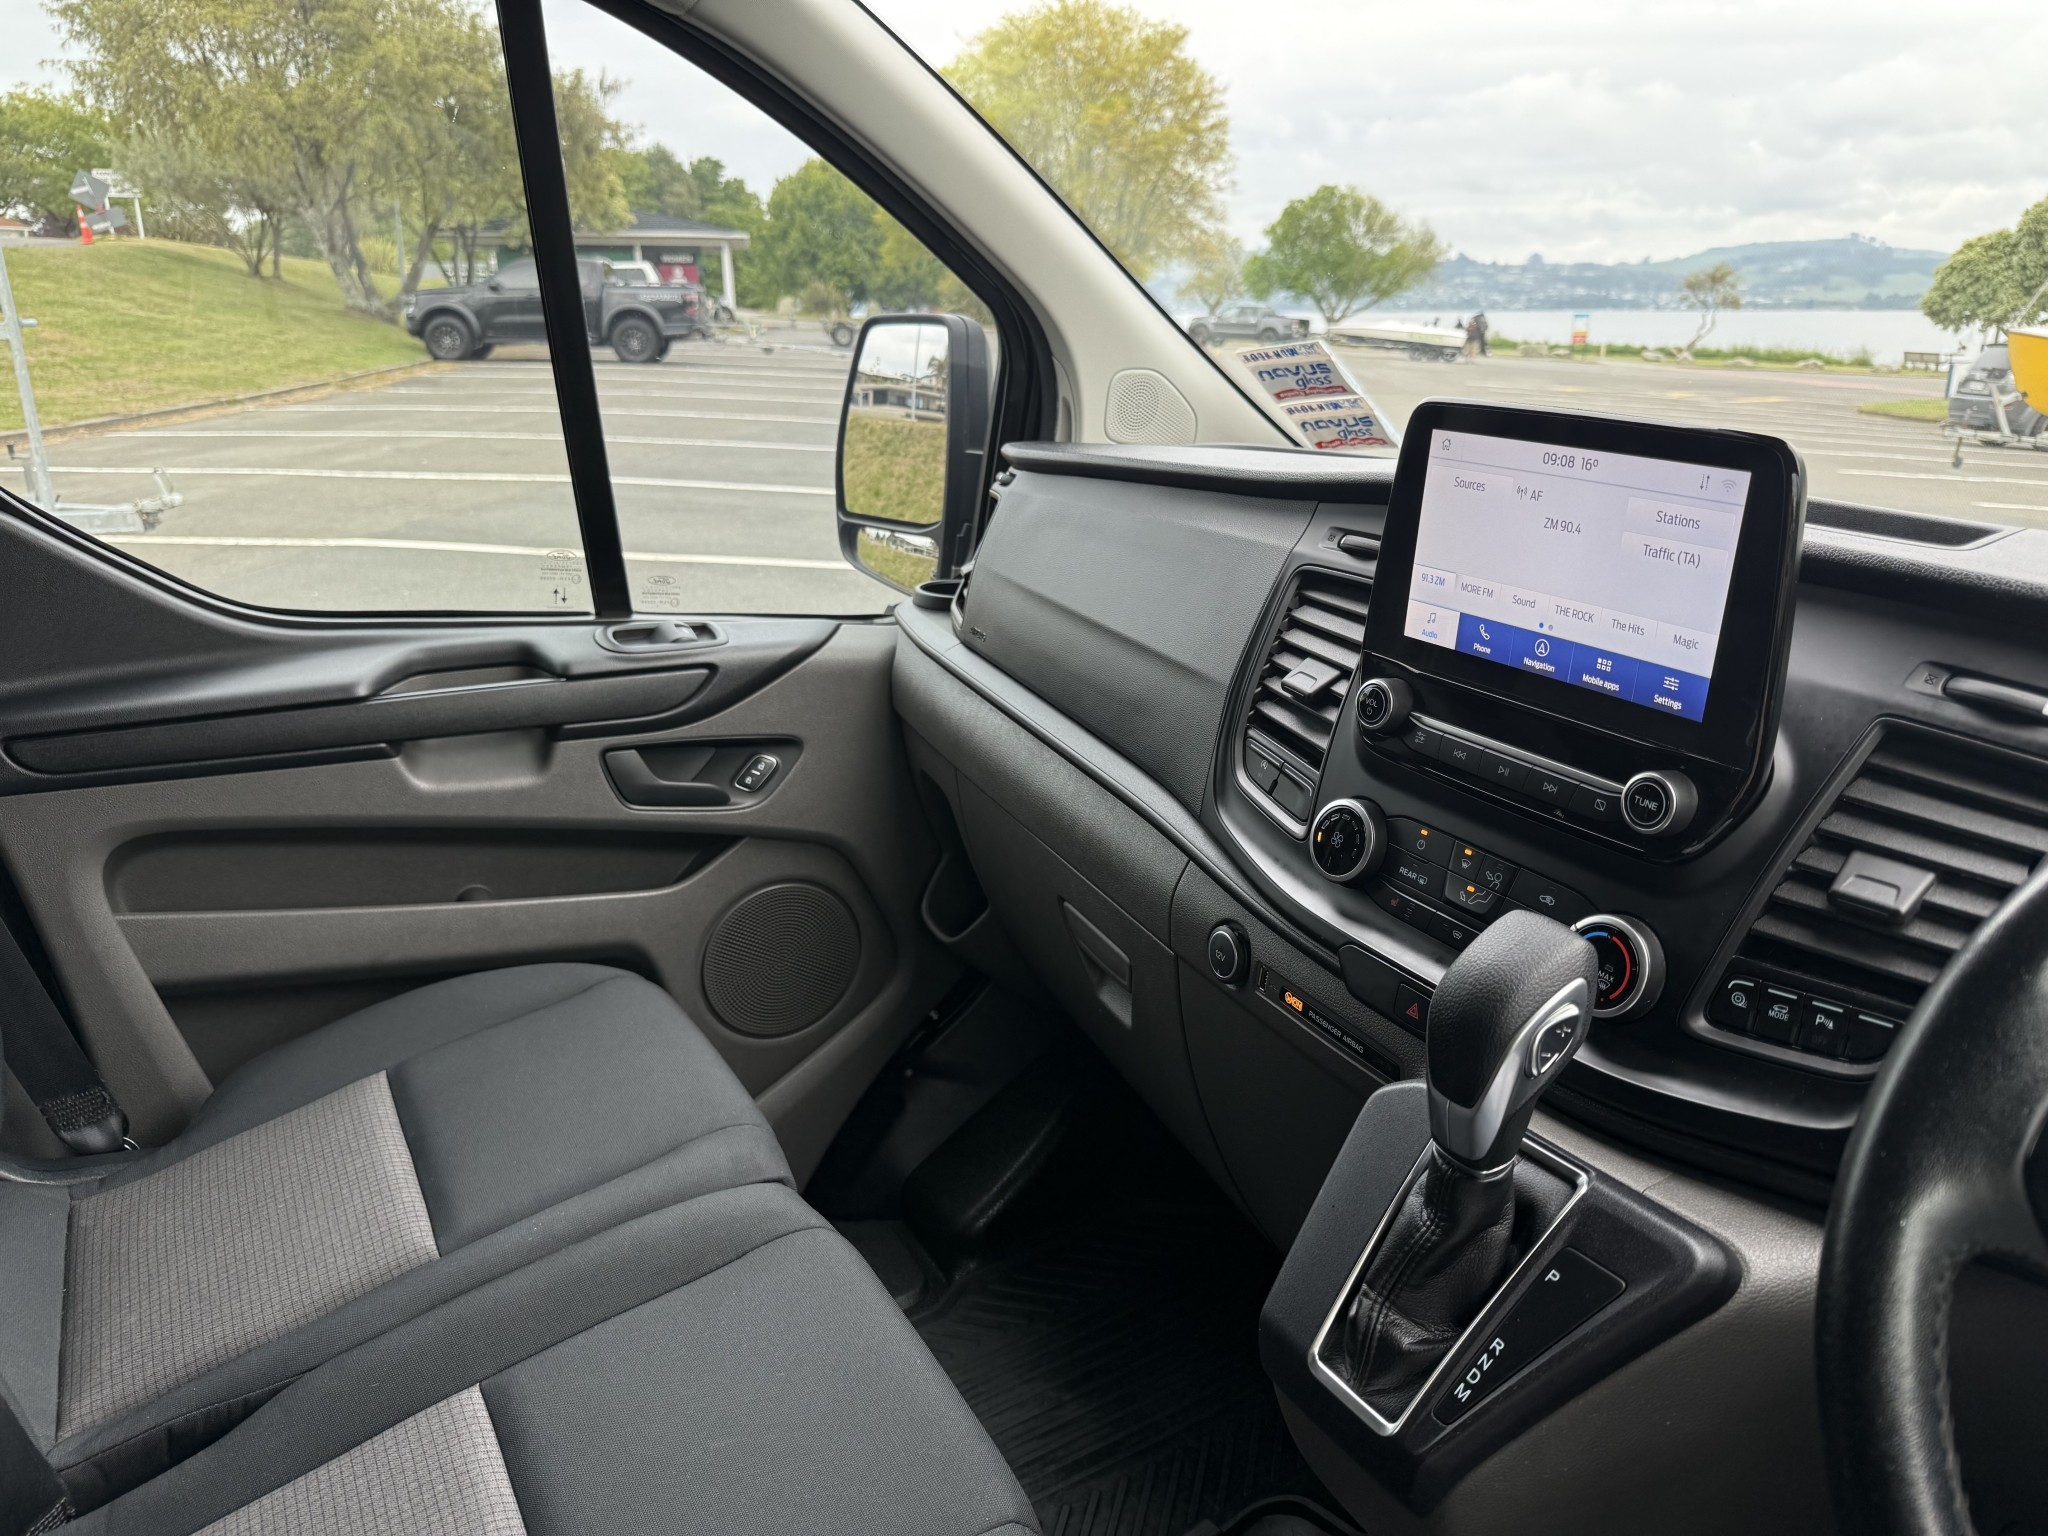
[1242, 569, 1371, 823]
[1735, 730, 2048, 1017]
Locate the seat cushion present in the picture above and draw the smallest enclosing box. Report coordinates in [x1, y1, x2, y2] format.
[70, 1185, 1039, 1536]
[44, 965, 790, 1487]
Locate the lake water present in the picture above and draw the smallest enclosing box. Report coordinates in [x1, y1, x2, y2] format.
[1352, 309, 1966, 364]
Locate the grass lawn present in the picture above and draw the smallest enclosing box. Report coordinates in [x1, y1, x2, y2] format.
[0, 239, 423, 432]
[842, 411, 946, 525]
[1857, 397, 1949, 422]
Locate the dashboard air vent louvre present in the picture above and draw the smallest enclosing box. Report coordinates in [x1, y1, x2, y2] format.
[1736, 731, 2048, 1016]
[1244, 570, 1371, 812]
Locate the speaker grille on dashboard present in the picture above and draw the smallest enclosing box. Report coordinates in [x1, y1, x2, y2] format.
[702, 882, 860, 1037]
[1105, 368, 1198, 444]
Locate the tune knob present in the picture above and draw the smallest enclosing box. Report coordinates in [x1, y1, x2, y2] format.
[1355, 677, 1414, 737]
[1309, 797, 1386, 883]
[1621, 770, 1696, 837]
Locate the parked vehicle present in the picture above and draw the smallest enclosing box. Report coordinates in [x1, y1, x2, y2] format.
[1185, 301, 1310, 345]
[1946, 335, 2048, 464]
[1326, 315, 1468, 361]
[405, 257, 712, 363]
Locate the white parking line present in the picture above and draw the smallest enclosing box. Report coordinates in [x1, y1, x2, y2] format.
[118, 430, 833, 453]
[1842, 469, 2048, 486]
[5, 464, 832, 495]
[383, 384, 847, 400]
[107, 534, 846, 570]
[1973, 502, 2048, 514]
[277, 404, 837, 425]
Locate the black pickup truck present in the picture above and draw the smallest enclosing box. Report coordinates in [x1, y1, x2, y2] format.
[405, 256, 712, 363]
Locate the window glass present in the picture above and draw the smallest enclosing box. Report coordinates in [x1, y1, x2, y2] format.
[0, 0, 599, 612]
[871, 0, 2047, 534]
[538, 0, 994, 612]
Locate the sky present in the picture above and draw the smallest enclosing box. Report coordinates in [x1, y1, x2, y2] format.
[7, 0, 2045, 265]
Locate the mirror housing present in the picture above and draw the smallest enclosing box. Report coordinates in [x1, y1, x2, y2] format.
[487, 278, 504, 292]
[835, 313, 992, 593]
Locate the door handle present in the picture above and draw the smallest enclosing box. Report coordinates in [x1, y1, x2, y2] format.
[604, 746, 730, 807]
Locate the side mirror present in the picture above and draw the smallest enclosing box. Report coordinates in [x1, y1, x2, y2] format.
[835, 313, 991, 593]
[487, 278, 504, 292]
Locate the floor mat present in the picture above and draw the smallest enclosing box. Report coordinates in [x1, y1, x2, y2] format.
[910, 1194, 1334, 1536]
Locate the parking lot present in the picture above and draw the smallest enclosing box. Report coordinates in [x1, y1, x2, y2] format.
[3, 337, 878, 615]
[6, 336, 2041, 620]
[1337, 348, 2048, 530]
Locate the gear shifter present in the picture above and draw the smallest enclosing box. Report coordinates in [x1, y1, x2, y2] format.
[1326, 910, 1596, 1419]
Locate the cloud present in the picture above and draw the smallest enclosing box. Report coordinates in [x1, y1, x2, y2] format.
[5, 0, 2038, 263]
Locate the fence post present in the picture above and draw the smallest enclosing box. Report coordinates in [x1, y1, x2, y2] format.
[0, 243, 55, 511]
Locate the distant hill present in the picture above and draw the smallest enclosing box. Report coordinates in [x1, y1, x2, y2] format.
[1395, 236, 1948, 311]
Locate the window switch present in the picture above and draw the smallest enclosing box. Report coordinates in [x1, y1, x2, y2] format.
[733, 753, 780, 793]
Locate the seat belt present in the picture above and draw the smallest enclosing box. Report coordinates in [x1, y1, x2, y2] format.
[0, 1393, 68, 1534]
[0, 917, 128, 1155]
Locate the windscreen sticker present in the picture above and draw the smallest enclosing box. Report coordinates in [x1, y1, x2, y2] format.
[1240, 340, 1357, 401]
[1237, 340, 1399, 451]
[1280, 397, 1396, 451]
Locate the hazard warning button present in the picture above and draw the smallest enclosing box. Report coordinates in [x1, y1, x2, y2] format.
[1395, 983, 1432, 1035]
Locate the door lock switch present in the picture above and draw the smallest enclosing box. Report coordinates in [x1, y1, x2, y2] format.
[733, 753, 780, 793]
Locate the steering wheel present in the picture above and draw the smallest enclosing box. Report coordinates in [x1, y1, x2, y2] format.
[1818, 863, 2048, 1534]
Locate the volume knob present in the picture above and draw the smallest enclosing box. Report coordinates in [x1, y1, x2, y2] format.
[1355, 677, 1414, 737]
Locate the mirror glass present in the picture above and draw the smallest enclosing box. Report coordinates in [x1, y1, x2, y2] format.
[842, 321, 950, 528]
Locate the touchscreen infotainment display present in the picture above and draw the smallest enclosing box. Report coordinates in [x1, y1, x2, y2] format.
[1400, 430, 1752, 723]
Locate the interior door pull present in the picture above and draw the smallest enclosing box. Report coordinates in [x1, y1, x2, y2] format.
[605, 748, 731, 808]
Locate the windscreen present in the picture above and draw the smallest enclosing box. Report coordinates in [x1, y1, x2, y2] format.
[1402, 431, 1751, 722]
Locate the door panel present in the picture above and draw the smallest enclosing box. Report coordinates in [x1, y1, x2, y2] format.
[0, 615, 950, 1178]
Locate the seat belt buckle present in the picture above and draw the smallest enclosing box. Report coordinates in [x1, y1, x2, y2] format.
[44, 1087, 131, 1156]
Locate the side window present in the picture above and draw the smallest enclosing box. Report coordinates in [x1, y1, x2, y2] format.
[2, 8, 596, 615]
[539, 0, 994, 613]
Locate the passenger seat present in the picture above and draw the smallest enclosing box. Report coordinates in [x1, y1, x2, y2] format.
[0, 964, 1035, 1533]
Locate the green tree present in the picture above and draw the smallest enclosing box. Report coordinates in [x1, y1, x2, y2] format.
[946, 0, 1230, 281]
[757, 157, 882, 308]
[1245, 185, 1443, 324]
[1678, 261, 1743, 351]
[551, 68, 629, 233]
[1923, 197, 2048, 335]
[0, 89, 110, 232]
[614, 142, 699, 219]
[121, 123, 285, 275]
[1181, 231, 1246, 315]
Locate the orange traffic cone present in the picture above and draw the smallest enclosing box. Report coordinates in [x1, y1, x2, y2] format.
[77, 207, 93, 245]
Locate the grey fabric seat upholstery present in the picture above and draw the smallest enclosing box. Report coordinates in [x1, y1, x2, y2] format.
[2, 964, 792, 1504]
[65, 1184, 1037, 1536]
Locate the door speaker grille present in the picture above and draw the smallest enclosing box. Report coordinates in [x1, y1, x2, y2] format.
[702, 882, 860, 1037]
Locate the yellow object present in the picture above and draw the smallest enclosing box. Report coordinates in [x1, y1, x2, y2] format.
[2010, 328, 2048, 415]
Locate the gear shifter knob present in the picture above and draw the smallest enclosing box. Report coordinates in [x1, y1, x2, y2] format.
[1426, 909, 1598, 1171]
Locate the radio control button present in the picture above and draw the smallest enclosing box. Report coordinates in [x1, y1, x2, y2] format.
[1438, 736, 1485, 774]
[1475, 749, 1529, 791]
[1570, 782, 1623, 823]
[1400, 721, 1443, 758]
[1523, 767, 1581, 808]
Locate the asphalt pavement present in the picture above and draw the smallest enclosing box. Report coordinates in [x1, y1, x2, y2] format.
[5, 335, 2042, 619]
[3, 335, 875, 615]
